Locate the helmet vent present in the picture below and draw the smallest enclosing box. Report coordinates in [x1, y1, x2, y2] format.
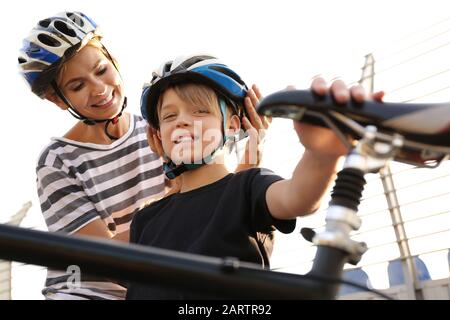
[54, 20, 77, 37]
[66, 12, 85, 27]
[28, 42, 41, 53]
[37, 33, 61, 47]
[38, 19, 51, 28]
[18, 11, 98, 97]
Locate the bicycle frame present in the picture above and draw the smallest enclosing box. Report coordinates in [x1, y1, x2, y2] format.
[0, 124, 401, 299]
[8, 86, 449, 299]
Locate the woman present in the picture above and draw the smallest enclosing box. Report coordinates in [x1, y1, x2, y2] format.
[18, 11, 267, 300]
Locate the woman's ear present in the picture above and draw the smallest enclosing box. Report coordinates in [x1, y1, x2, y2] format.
[44, 91, 69, 111]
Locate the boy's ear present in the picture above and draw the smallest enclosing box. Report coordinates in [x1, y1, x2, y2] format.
[228, 114, 241, 134]
[156, 129, 162, 140]
[44, 91, 69, 111]
[146, 125, 165, 158]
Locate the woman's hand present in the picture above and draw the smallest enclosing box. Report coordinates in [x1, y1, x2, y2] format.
[236, 84, 272, 172]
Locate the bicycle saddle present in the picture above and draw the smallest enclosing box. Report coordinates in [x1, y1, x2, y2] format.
[257, 90, 450, 166]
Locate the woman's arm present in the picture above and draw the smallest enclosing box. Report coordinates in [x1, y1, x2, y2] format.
[37, 163, 130, 243]
[75, 220, 129, 242]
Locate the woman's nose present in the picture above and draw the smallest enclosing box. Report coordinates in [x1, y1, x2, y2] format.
[92, 80, 107, 97]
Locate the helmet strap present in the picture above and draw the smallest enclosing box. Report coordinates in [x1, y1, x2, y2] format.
[48, 41, 126, 140]
[162, 97, 238, 179]
[162, 151, 218, 180]
[50, 81, 127, 140]
[99, 43, 120, 73]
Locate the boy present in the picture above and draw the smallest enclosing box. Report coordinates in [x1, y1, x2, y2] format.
[126, 54, 368, 299]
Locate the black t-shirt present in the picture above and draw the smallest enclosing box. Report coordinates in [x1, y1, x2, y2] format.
[126, 168, 296, 299]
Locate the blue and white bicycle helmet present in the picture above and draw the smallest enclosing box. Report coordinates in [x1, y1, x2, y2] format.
[18, 11, 127, 140]
[140, 54, 249, 179]
[18, 11, 100, 98]
[141, 54, 248, 129]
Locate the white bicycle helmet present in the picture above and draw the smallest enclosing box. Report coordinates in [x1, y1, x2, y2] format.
[141, 54, 249, 179]
[18, 12, 127, 140]
[141, 54, 248, 129]
[18, 11, 100, 97]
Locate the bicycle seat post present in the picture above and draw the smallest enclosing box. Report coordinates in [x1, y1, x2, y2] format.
[309, 125, 404, 298]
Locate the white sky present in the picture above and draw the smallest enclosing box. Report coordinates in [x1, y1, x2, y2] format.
[0, 0, 449, 299]
[2, 0, 448, 222]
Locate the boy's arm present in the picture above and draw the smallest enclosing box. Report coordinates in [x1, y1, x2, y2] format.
[266, 150, 340, 220]
[266, 78, 384, 220]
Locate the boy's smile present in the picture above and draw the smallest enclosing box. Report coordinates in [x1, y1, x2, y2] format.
[158, 88, 223, 164]
[172, 131, 199, 144]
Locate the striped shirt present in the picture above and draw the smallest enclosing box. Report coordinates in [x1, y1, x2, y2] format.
[36, 114, 165, 300]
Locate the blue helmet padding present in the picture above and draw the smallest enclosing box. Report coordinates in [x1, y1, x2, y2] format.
[22, 71, 41, 87]
[78, 12, 98, 29]
[18, 11, 99, 97]
[192, 64, 247, 98]
[140, 86, 152, 121]
[20, 40, 60, 64]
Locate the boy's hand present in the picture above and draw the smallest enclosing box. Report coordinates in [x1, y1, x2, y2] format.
[236, 84, 271, 171]
[293, 77, 384, 157]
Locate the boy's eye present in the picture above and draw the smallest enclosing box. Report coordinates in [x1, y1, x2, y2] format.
[195, 109, 210, 114]
[162, 113, 176, 120]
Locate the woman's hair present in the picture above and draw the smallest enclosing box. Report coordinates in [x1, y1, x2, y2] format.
[156, 83, 240, 123]
[45, 37, 118, 96]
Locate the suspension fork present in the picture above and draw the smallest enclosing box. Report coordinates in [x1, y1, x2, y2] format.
[306, 126, 404, 298]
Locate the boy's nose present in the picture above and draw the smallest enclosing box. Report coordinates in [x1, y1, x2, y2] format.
[175, 116, 192, 128]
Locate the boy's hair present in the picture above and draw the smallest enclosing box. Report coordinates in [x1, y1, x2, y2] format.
[143, 55, 248, 179]
[141, 55, 248, 129]
[156, 83, 241, 125]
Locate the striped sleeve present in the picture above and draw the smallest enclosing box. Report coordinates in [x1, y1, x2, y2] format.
[37, 115, 165, 300]
[37, 163, 101, 234]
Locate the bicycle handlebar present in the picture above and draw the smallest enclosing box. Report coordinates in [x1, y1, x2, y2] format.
[0, 223, 346, 299]
[257, 90, 450, 167]
[5, 90, 438, 300]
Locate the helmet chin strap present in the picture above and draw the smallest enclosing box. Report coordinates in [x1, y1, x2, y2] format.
[51, 81, 127, 140]
[50, 43, 126, 140]
[163, 98, 238, 180]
